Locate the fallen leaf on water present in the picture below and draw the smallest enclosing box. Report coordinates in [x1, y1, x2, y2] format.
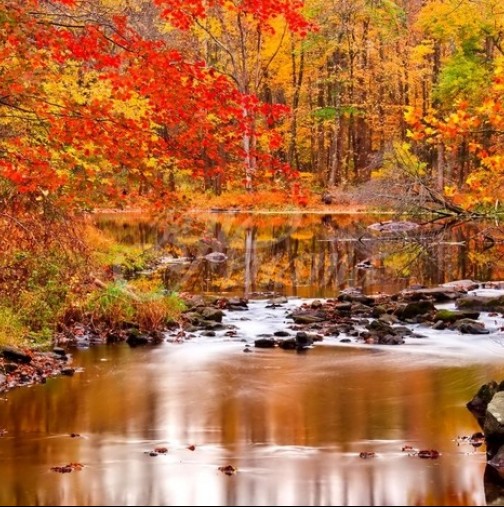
[359, 452, 376, 459]
[50, 463, 84, 473]
[418, 449, 440, 459]
[218, 465, 237, 476]
[187, 444, 196, 451]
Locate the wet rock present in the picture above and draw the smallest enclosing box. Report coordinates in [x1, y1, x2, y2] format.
[254, 337, 276, 348]
[340, 338, 351, 343]
[486, 392, 504, 458]
[311, 300, 323, 309]
[379, 334, 404, 345]
[267, 296, 288, 305]
[200, 307, 224, 322]
[295, 331, 314, 348]
[274, 330, 290, 337]
[457, 295, 504, 313]
[203, 331, 216, 337]
[0, 374, 5, 386]
[400, 286, 461, 302]
[53, 347, 67, 357]
[452, 319, 490, 334]
[0, 346, 32, 364]
[334, 302, 353, 313]
[126, 329, 150, 347]
[228, 297, 248, 308]
[278, 338, 297, 350]
[290, 311, 326, 324]
[4, 362, 18, 373]
[432, 320, 446, 330]
[61, 367, 75, 376]
[434, 309, 481, 323]
[394, 300, 436, 321]
[441, 279, 480, 292]
[338, 292, 375, 306]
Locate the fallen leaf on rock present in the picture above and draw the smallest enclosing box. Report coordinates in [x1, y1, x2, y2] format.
[218, 465, 237, 475]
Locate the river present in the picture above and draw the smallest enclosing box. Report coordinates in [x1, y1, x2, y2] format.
[0, 213, 503, 506]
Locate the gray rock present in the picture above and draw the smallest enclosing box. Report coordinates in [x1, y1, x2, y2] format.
[200, 307, 224, 322]
[254, 337, 276, 348]
[457, 295, 504, 313]
[0, 346, 32, 364]
[452, 318, 489, 334]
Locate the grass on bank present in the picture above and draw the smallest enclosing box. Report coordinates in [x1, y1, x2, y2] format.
[0, 217, 184, 349]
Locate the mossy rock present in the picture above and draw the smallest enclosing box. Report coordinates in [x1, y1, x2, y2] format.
[434, 309, 480, 323]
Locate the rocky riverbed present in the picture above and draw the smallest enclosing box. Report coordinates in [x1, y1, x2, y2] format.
[170, 279, 504, 355]
[2, 279, 503, 394]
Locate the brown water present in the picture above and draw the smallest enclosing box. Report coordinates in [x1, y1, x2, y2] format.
[1, 212, 504, 506]
[0, 341, 501, 506]
[94, 212, 504, 297]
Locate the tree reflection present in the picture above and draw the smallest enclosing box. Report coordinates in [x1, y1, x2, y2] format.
[95, 213, 504, 297]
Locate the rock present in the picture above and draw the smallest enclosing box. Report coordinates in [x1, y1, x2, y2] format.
[468, 381, 501, 428]
[228, 297, 248, 308]
[61, 367, 75, 376]
[0, 346, 32, 364]
[126, 329, 150, 347]
[254, 338, 276, 348]
[200, 307, 224, 322]
[0, 374, 6, 386]
[441, 279, 480, 292]
[290, 311, 326, 324]
[295, 331, 314, 348]
[378, 334, 404, 345]
[340, 338, 351, 343]
[267, 296, 288, 305]
[434, 309, 481, 323]
[274, 330, 290, 337]
[278, 338, 297, 350]
[338, 292, 375, 306]
[452, 319, 490, 334]
[457, 295, 504, 313]
[488, 446, 504, 469]
[400, 286, 461, 302]
[53, 347, 67, 357]
[4, 362, 18, 373]
[394, 301, 436, 321]
[486, 392, 504, 457]
[334, 302, 353, 313]
[311, 300, 323, 309]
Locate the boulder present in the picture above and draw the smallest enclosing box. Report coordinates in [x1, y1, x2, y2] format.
[394, 301, 436, 321]
[457, 295, 504, 313]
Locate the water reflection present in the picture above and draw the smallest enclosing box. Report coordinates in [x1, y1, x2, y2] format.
[0, 343, 499, 506]
[94, 213, 504, 297]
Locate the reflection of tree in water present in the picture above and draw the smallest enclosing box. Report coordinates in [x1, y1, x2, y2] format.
[95, 213, 504, 297]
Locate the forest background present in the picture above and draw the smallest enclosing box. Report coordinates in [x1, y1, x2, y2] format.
[0, 0, 503, 347]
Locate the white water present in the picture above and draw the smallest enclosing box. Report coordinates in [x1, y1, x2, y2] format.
[181, 289, 504, 366]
